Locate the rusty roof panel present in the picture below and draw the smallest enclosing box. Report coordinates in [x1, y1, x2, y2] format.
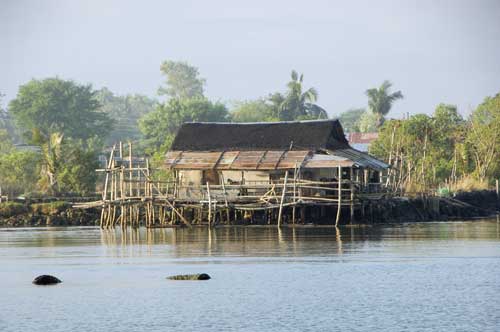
[165, 151, 183, 169]
[256, 150, 285, 169]
[172, 151, 223, 170]
[230, 151, 266, 169]
[215, 151, 239, 170]
[275, 150, 310, 169]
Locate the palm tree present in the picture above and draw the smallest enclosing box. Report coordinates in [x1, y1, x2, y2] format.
[278, 70, 328, 121]
[40, 132, 64, 193]
[366, 80, 403, 127]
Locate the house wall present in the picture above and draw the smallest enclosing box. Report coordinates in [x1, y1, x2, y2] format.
[178, 170, 271, 185]
[178, 170, 203, 185]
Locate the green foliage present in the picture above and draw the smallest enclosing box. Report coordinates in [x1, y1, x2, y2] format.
[95, 88, 157, 145]
[366, 80, 403, 127]
[56, 140, 100, 195]
[0, 149, 41, 197]
[8, 78, 112, 142]
[158, 60, 206, 99]
[278, 70, 328, 121]
[31, 201, 70, 215]
[358, 110, 379, 133]
[0, 202, 29, 217]
[466, 93, 500, 182]
[337, 108, 364, 132]
[139, 97, 229, 153]
[371, 96, 500, 192]
[230, 99, 278, 122]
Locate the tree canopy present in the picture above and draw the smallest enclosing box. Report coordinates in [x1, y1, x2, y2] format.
[230, 99, 277, 122]
[158, 60, 206, 99]
[139, 97, 229, 153]
[366, 80, 403, 127]
[278, 70, 328, 121]
[8, 78, 112, 142]
[95, 87, 157, 145]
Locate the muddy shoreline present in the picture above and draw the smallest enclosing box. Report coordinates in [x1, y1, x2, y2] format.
[0, 190, 498, 227]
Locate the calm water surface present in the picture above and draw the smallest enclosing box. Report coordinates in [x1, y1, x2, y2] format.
[1, 220, 500, 332]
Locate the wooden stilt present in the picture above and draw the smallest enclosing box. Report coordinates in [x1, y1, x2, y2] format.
[277, 171, 289, 227]
[335, 166, 342, 227]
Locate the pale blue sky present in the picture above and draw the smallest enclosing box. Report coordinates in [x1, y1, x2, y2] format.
[2, 0, 500, 117]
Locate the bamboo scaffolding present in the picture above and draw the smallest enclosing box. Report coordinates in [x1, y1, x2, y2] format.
[81, 141, 380, 229]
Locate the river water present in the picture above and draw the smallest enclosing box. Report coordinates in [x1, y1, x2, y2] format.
[1, 220, 499, 332]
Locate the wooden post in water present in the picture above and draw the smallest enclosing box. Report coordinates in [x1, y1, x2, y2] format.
[220, 174, 230, 224]
[335, 166, 342, 227]
[277, 171, 289, 227]
[350, 168, 355, 224]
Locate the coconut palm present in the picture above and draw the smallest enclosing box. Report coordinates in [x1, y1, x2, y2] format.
[366, 80, 403, 127]
[279, 70, 328, 121]
[40, 132, 64, 193]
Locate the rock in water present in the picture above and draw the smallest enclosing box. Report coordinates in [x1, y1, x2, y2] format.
[167, 273, 211, 280]
[33, 275, 62, 285]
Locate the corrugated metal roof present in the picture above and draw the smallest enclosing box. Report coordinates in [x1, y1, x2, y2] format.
[328, 148, 388, 171]
[165, 150, 311, 170]
[165, 149, 388, 170]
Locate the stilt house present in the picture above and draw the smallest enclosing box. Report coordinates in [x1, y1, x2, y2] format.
[165, 120, 388, 212]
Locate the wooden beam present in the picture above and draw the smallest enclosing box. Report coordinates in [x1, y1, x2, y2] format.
[277, 171, 289, 227]
[335, 166, 342, 226]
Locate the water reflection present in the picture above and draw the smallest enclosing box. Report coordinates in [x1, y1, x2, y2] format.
[1, 220, 499, 256]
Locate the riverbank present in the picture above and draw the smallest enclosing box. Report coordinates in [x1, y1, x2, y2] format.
[0, 201, 100, 227]
[0, 190, 498, 227]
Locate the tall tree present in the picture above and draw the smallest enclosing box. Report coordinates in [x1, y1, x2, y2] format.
[139, 97, 228, 154]
[466, 93, 500, 182]
[338, 108, 365, 132]
[366, 80, 403, 127]
[279, 70, 328, 121]
[8, 78, 112, 143]
[96, 88, 157, 145]
[158, 60, 206, 99]
[230, 99, 277, 123]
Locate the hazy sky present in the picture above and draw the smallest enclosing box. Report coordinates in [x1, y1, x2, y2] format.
[2, 0, 500, 117]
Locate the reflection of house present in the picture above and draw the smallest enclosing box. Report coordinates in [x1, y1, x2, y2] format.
[347, 132, 379, 152]
[165, 120, 388, 203]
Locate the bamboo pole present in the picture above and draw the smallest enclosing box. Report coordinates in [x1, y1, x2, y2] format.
[350, 168, 355, 224]
[206, 182, 212, 226]
[335, 166, 342, 227]
[292, 164, 297, 225]
[220, 173, 230, 224]
[277, 171, 289, 227]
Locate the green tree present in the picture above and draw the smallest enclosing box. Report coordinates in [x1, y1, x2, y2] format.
[278, 70, 328, 121]
[466, 93, 500, 182]
[366, 80, 403, 127]
[0, 150, 40, 197]
[139, 97, 228, 153]
[337, 108, 365, 132]
[158, 60, 206, 99]
[96, 88, 157, 145]
[8, 78, 112, 142]
[230, 99, 278, 122]
[358, 110, 379, 133]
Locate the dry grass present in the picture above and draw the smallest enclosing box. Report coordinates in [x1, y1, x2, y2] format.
[451, 176, 489, 192]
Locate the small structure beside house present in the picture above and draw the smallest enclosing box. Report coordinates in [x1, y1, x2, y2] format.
[347, 132, 379, 152]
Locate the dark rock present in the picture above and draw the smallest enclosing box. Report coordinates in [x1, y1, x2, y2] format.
[33, 275, 62, 285]
[167, 273, 211, 280]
